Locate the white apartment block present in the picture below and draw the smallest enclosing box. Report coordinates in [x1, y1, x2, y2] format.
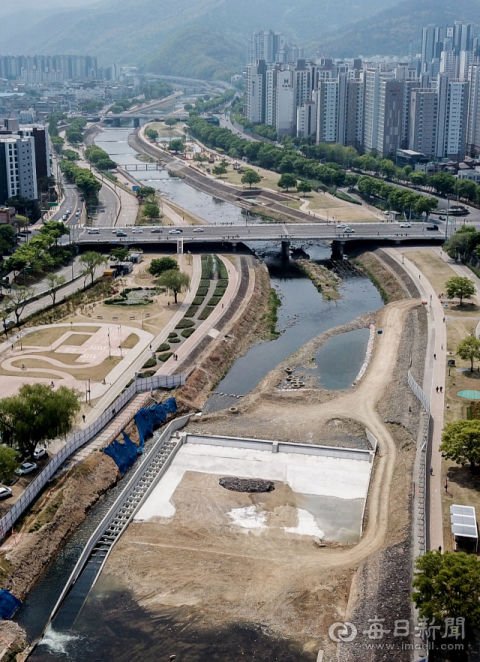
[0, 136, 38, 205]
[245, 61, 266, 124]
[275, 70, 295, 137]
[297, 100, 317, 138]
[467, 64, 480, 155]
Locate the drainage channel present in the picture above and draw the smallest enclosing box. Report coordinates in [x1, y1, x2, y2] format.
[30, 415, 191, 649]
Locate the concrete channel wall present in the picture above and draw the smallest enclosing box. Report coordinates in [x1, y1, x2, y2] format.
[184, 434, 375, 462]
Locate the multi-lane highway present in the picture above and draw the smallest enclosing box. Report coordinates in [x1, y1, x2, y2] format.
[76, 221, 445, 247]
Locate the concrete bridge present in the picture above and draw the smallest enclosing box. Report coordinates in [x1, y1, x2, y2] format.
[77, 222, 444, 257]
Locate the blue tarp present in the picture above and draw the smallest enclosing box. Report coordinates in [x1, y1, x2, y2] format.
[103, 431, 139, 475]
[0, 590, 21, 619]
[134, 398, 177, 448]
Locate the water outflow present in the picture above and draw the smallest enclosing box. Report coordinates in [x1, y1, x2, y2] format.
[204, 255, 382, 413]
[95, 128, 248, 225]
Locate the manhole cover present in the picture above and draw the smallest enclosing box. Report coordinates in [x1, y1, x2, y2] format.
[457, 390, 480, 400]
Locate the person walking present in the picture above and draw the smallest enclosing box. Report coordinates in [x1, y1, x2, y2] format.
[430, 466, 434, 475]
[434, 353, 436, 359]
[436, 386, 439, 393]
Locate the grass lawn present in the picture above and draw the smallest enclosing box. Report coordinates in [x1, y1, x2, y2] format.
[121, 333, 140, 349]
[60, 334, 92, 346]
[441, 457, 480, 552]
[9, 355, 121, 381]
[19, 326, 99, 348]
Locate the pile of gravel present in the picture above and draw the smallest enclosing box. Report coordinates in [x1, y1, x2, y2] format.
[219, 477, 275, 493]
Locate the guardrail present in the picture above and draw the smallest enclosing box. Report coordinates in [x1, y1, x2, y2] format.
[408, 370, 430, 414]
[0, 373, 185, 540]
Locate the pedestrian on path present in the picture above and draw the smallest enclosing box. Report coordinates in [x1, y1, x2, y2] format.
[440, 386, 443, 393]
[434, 353, 436, 359]
[430, 466, 434, 475]
[443, 317, 445, 322]
[82, 414, 86, 423]
[436, 386, 439, 393]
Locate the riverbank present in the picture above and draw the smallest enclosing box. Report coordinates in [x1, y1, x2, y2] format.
[295, 258, 341, 300]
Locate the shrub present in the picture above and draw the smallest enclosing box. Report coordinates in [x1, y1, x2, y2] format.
[208, 296, 223, 306]
[181, 328, 195, 338]
[216, 259, 228, 280]
[158, 352, 173, 362]
[214, 286, 226, 297]
[217, 279, 228, 288]
[196, 287, 209, 297]
[192, 296, 204, 306]
[198, 306, 215, 320]
[168, 332, 178, 339]
[169, 337, 181, 343]
[141, 369, 157, 377]
[142, 358, 157, 369]
[184, 305, 199, 317]
[157, 343, 170, 352]
[176, 318, 195, 329]
[199, 279, 210, 287]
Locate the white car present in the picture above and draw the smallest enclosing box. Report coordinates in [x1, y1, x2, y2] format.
[33, 447, 47, 460]
[400, 223, 411, 228]
[344, 227, 355, 233]
[169, 229, 182, 235]
[0, 487, 12, 500]
[193, 227, 204, 233]
[336, 223, 347, 229]
[15, 462, 37, 476]
[131, 228, 143, 234]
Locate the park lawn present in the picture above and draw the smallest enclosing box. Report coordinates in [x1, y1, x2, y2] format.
[13, 351, 82, 366]
[60, 334, 92, 346]
[146, 123, 184, 139]
[121, 333, 140, 349]
[9, 355, 121, 381]
[19, 326, 99, 348]
[406, 249, 480, 316]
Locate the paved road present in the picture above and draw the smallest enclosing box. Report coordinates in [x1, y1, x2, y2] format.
[218, 115, 259, 143]
[76, 221, 445, 246]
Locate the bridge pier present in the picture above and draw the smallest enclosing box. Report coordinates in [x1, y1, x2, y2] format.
[177, 238, 183, 254]
[331, 240, 345, 260]
[281, 240, 290, 258]
[232, 242, 237, 252]
[112, 118, 121, 128]
[133, 118, 140, 129]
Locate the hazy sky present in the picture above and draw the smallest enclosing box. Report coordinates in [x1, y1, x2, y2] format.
[0, 0, 100, 18]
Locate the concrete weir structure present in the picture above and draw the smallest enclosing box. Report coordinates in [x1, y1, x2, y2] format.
[135, 433, 376, 543]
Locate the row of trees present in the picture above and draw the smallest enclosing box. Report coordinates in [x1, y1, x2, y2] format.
[84, 145, 117, 171]
[66, 117, 87, 145]
[59, 161, 101, 213]
[357, 175, 438, 219]
[444, 226, 480, 261]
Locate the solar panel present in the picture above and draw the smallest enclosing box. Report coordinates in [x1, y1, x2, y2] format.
[450, 505, 476, 517]
[451, 514, 477, 526]
[452, 523, 478, 538]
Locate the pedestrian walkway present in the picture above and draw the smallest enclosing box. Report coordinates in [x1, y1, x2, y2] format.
[384, 247, 446, 550]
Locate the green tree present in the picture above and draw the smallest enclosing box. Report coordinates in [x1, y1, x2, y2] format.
[136, 186, 156, 198]
[212, 163, 227, 177]
[414, 196, 438, 220]
[445, 276, 476, 305]
[0, 384, 80, 459]
[457, 336, 480, 372]
[143, 202, 160, 220]
[277, 173, 297, 192]
[8, 286, 34, 326]
[184, 104, 193, 112]
[441, 419, 480, 470]
[445, 227, 478, 260]
[0, 445, 19, 482]
[193, 153, 208, 163]
[241, 169, 261, 188]
[410, 171, 429, 187]
[62, 149, 78, 162]
[380, 159, 396, 179]
[149, 257, 178, 277]
[297, 181, 312, 196]
[46, 273, 66, 306]
[412, 550, 480, 640]
[169, 139, 185, 153]
[145, 127, 159, 141]
[50, 136, 64, 154]
[164, 118, 177, 128]
[79, 251, 107, 286]
[109, 247, 130, 263]
[430, 172, 456, 196]
[157, 269, 190, 303]
[0, 225, 16, 255]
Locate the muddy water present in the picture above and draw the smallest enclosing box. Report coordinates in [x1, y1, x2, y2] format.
[30, 576, 317, 662]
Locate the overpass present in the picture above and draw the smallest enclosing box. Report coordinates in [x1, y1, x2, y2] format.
[77, 222, 444, 257]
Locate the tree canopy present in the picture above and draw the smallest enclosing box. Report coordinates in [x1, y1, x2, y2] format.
[157, 269, 190, 303]
[149, 257, 178, 277]
[445, 276, 476, 305]
[79, 251, 107, 285]
[241, 169, 261, 188]
[457, 336, 480, 372]
[0, 384, 80, 459]
[169, 139, 185, 153]
[277, 173, 297, 191]
[297, 180, 312, 195]
[440, 419, 480, 471]
[109, 247, 130, 263]
[0, 446, 19, 482]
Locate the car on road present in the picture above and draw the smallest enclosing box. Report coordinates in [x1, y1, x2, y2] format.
[62, 214, 68, 220]
[116, 231, 127, 237]
[66, 209, 71, 214]
[0, 487, 12, 500]
[131, 228, 143, 233]
[88, 229, 100, 234]
[151, 228, 162, 233]
[439, 216, 445, 220]
[426, 225, 439, 231]
[33, 447, 47, 460]
[399, 223, 411, 228]
[344, 227, 355, 233]
[76, 210, 81, 216]
[169, 229, 183, 234]
[336, 223, 347, 228]
[193, 227, 204, 232]
[4, 319, 15, 328]
[15, 462, 37, 476]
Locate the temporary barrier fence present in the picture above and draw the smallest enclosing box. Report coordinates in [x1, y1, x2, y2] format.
[0, 373, 185, 540]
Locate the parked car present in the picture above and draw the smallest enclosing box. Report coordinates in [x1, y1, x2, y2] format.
[15, 462, 37, 476]
[439, 216, 445, 220]
[400, 223, 411, 228]
[426, 225, 439, 231]
[193, 227, 204, 232]
[151, 228, 162, 233]
[33, 447, 47, 460]
[169, 229, 182, 234]
[0, 487, 12, 499]
[131, 228, 143, 234]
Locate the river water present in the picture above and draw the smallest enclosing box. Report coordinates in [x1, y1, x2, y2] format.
[15, 130, 384, 660]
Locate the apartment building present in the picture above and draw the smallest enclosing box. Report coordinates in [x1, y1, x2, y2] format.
[0, 135, 38, 206]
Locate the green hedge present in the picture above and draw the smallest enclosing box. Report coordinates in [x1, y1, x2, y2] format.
[214, 286, 226, 297]
[198, 306, 215, 320]
[169, 337, 181, 343]
[185, 305, 199, 317]
[168, 332, 178, 339]
[157, 343, 170, 352]
[201, 255, 213, 279]
[141, 369, 157, 377]
[208, 295, 223, 306]
[192, 296, 205, 306]
[175, 318, 195, 329]
[181, 328, 195, 338]
[158, 352, 173, 362]
[216, 258, 228, 280]
[217, 279, 228, 287]
[199, 279, 210, 288]
[196, 287, 209, 297]
[142, 357, 157, 369]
